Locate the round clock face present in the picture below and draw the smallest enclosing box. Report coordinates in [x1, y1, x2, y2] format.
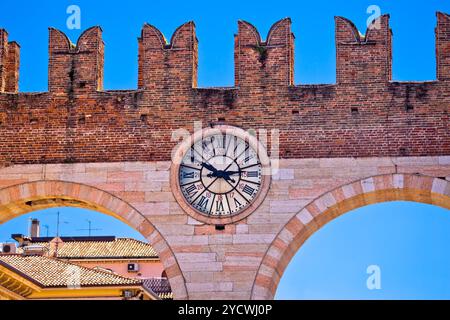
[178, 133, 263, 217]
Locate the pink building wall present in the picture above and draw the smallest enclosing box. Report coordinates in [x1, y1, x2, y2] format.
[74, 260, 165, 279]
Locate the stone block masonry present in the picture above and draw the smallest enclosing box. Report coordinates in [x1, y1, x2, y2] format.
[0, 13, 449, 300]
[0, 157, 448, 299]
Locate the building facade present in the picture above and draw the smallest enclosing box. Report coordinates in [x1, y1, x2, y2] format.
[0, 254, 157, 300]
[8, 226, 172, 299]
[0, 13, 449, 300]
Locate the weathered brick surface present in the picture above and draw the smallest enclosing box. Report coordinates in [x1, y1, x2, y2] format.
[0, 29, 19, 93]
[48, 26, 104, 94]
[336, 15, 392, 84]
[0, 14, 448, 165]
[437, 12, 450, 81]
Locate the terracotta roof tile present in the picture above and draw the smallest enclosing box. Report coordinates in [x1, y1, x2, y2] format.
[23, 238, 158, 259]
[143, 278, 173, 300]
[0, 254, 141, 288]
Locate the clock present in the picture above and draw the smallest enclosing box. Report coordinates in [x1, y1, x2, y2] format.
[171, 126, 271, 225]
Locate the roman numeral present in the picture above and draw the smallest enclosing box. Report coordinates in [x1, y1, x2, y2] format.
[216, 201, 224, 212]
[242, 185, 255, 196]
[182, 172, 195, 179]
[185, 184, 197, 196]
[233, 146, 239, 156]
[233, 198, 242, 207]
[243, 155, 252, 163]
[233, 138, 240, 153]
[233, 143, 250, 161]
[246, 171, 259, 178]
[240, 163, 260, 170]
[222, 135, 226, 149]
[197, 196, 209, 210]
[202, 140, 213, 152]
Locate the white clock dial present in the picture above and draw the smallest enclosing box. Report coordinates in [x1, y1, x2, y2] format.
[179, 133, 263, 216]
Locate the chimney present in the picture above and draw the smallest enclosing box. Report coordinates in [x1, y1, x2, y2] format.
[30, 219, 40, 238]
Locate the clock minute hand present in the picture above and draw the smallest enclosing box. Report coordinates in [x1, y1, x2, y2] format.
[223, 170, 240, 176]
[221, 170, 239, 183]
[222, 173, 236, 184]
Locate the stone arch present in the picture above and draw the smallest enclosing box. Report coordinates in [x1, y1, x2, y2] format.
[0, 180, 188, 300]
[251, 173, 450, 300]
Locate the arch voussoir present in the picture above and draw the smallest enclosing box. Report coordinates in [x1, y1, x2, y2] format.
[0, 180, 188, 300]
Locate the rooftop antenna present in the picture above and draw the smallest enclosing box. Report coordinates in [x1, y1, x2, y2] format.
[54, 211, 68, 257]
[77, 220, 102, 236]
[43, 225, 50, 237]
[56, 212, 60, 238]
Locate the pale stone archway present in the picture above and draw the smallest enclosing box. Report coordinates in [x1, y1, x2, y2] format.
[251, 174, 450, 300]
[0, 180, 188, 300]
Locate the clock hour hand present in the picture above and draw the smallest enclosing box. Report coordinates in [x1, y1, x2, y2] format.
[202, 162, 221, 179]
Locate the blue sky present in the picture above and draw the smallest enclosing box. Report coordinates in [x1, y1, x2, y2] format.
[0, 0, 449, 299]
[0, 208, 146, 242]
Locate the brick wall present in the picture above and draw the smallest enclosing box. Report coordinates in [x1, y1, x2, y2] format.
[0, 13, 448, 165]
[0, 29, 19, 94]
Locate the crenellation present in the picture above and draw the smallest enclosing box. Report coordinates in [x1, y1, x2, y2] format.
[48, 26, 104, 94]
[0, 13, 448, 95]
[436, 12, 450, 81]
[335, 14, 392, 84]
[0, 29, 9, 92]
[234, 18, 294, 88]
[0, 13, 448, 165]
[4, 41, 19, 93]
[138, 22, 198, 91]
[0, 29, 20, 93]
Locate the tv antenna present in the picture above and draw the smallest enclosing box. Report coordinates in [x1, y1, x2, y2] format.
[43, 225, 50, 237]
[54, 211, 69, 257]
[77, 220, 102, 236]
[55, 211, 69, 238]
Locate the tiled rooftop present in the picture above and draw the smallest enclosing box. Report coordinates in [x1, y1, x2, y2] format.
[143, 278, 173, 300]
[0, 254, 141, 288]
[21, 237, 158, 259]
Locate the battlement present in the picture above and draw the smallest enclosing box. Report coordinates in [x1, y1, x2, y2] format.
[48, 26, 104, 94]
[0, 29, 20, 93]
[335, 14, 392, 84]
[436, 12, 450, 81]
[138, 21, 198, 91]
[0, 13, 449, 94]
[0, 13, 448, 165]
[235, 18, 294, 88]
